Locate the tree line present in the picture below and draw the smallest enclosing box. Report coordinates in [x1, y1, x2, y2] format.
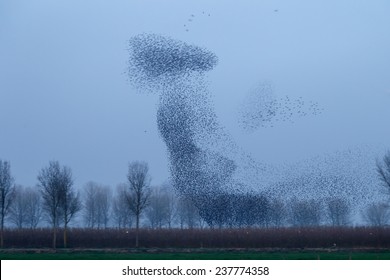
[1, 151, 390, 248]
[0, 160, 152, 248]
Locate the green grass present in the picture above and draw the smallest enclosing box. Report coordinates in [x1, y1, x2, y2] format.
[2, 250, 390, 260]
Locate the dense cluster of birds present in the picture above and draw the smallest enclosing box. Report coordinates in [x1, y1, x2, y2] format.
[128, 34, 240, 221]
[127, 33, 384, 226]
[127, 34, 217, 93]
[238, 83, 323, 131]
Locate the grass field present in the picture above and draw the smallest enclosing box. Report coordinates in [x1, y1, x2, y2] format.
[1, 249, 390, 260]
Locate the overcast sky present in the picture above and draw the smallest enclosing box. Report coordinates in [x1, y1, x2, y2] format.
[1, 0, 390, 189]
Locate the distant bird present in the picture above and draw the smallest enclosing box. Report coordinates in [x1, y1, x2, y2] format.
[274, 9, 279, 12]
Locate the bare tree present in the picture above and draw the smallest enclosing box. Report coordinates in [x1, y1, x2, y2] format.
[38, 161, 63, 248]
[267, 199, 287, 228]
[176, 196, 201, 229]
[60, 170, 81, 248]
[289, 199, 322, 227]
[38, 161, 80, 248]
[0, 159, 15, 248]
[112, 183, 133, 229]
[9, 185, 27, 228]
[145, 186, 173, 228]
[10, 186, 42, 229]
[377, 151, 390, 195]
[326, 197, 350, 226]
[24, 187, 42, 229]
[162, 183, 177, 229]
[97, 186, 111, 228]
[126, 161, 151, 247]
[83, 182, 111, 229]
[83, 182, 98, 228]
[362, 202, 390, 226]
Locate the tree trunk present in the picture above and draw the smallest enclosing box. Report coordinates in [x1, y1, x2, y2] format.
[0, 217, 4, 248]
[52, 225, 56, 249]
[135, 214, 139, 248]
[64, 223, 68, 248]
[52, 212, 57, 249]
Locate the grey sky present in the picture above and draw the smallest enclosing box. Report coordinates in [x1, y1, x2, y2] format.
[1, 0, 390, 189]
